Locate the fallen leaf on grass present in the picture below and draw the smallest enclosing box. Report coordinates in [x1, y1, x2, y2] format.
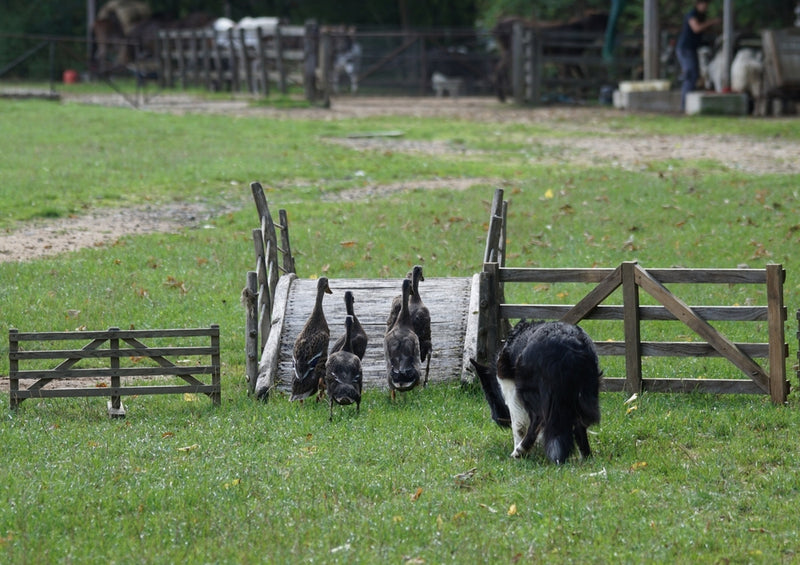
[507, 504, 518, 516]
[223, 478, 241, 489]
[630, 461, 648, 472]
[161, 432, 174, 438]
[177, 444, 199, 452]
[479, 503, 498, 513]
[184, 393, 198, 402]
[410, 487, 423, 501]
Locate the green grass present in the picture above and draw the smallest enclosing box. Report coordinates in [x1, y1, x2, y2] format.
[1, 95, 800, 563]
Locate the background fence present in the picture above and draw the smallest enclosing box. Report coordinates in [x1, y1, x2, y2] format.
[2, 25, 645, 103]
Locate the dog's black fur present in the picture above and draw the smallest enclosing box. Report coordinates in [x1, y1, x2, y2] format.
[472, 320, 601, 464]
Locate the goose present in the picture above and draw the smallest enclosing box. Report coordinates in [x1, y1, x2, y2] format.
[290, 277, 332, 402]
[330, 290, 368, 360]
[325, 315, 363, 420]
[384, 278, 421, 399]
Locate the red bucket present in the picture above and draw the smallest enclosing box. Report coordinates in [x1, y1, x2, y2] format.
[62, 69, 78, 84]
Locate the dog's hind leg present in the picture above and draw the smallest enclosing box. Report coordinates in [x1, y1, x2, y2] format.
[574, 424, 592, 458]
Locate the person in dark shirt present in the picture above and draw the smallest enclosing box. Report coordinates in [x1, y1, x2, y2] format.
[676, 0, 720, 110]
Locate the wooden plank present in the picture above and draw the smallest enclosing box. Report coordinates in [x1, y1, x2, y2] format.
[14, 366, 218, 379]
[11, 346, 218, 360]
[12, 385, 219, 399]
[594, 341, 771, 358]
[499, 267, 617, 283]
[602, 377, 764, 395]
[256, 273, 296, 399]
[560, 264, 622, 325]
[11, 328, 216, 341]
[461, 273, 482, 384]
[633, 264, 770, 393]
[502, 304, 773, 322]
[483, 188, 504, 263]
[498, 267, 768, 285]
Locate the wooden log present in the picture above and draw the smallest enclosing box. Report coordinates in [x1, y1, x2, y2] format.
[264, 276, 472, 395]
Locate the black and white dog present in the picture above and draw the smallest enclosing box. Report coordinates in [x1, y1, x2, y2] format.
[471, 320, 602, 464]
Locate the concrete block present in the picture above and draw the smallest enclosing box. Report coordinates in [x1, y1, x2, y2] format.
[685, 92, 749, 115]
[613, 89, 682, 113]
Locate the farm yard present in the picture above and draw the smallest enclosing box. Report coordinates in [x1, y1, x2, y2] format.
[2, 91, 800, 563]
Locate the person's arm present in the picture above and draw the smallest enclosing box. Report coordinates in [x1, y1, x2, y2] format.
[688, 16, 721, 33]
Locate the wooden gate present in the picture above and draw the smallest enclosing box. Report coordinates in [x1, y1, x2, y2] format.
[8, 326, 221, 415]
[473, 189, 789, 404]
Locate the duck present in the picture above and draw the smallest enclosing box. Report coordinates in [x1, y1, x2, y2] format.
[330, 290, 368, 360]
[290, 276, 332, 402]
[386, 266, 431, 385]
[407, 265, 431, 386]
[384, 278, 421, 399]
[325, 315, 363, 420]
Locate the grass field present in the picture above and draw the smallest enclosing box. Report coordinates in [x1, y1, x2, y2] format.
[1, 93, 800, 563]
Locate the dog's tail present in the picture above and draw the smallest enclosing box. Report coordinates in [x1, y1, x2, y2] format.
[470, 358, 511, 428]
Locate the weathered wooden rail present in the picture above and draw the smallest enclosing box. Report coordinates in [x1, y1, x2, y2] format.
[243, 182, 296, 396]
[471, 188, 789, 404]
[8, 326, 221, 416]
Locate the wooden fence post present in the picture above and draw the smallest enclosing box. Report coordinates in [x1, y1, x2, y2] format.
[275, 24, 287, 94]
[200, 29, 211, 90]
[108, 327, 125, 418]
[622, 261, 642, 394]
[245, 271, 259, 394]
[766, 263, 787, 403]
[304, 20, 319, 103]
[511, 21, 524, 104]
[210, 324, 221, 406]
[9, 328, 19, 411]
[279, 209, 295, 274]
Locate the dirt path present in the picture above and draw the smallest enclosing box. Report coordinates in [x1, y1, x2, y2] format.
[2, 94, 797, 263]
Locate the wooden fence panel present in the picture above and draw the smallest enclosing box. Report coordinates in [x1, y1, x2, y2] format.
[8, 326, 221, 415]
[475, 188, 789, 404]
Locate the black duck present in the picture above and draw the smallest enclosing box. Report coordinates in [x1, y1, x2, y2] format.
[330, 290, 368, 360]
[325, 315, 363, 420]
[384, 278, 421, 399]
[291, 277, 332, 402]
